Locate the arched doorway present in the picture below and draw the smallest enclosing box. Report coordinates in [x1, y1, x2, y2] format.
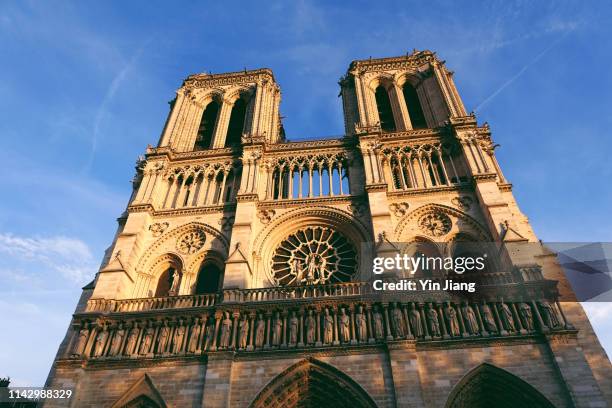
[249, 358, 378, 408]
[445, 363, 556, 408]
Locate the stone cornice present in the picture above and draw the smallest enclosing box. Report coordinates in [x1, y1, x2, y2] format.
[258, 195, 364, 209]
[348, 50, 439, 73]
[365, 183, 388, 192]
[182, 68, 276, 88]
[141, 203, 237, 218]
[386, 183, 471, 199]
[498, 182, 513, 192]
[472, 173, 499, 182]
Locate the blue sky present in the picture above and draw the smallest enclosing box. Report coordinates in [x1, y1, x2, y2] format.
[1, 0, 611, 386]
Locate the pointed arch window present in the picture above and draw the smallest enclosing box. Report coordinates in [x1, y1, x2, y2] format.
[225, 98, 247, 147]
[403, 83, 427, 129]
[375, 86, 396, 132]
[194, 101, 220, 150]
[195, 262, 223, 294]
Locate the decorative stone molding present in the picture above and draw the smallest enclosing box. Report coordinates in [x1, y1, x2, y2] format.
[257, 209, 276, 224]
[347, 202, 367, 217]
[176, 230, 207, 255]
[149, 222, 169, 237]
[395, 203, 491, 242]
[451, 196, 473, 211]
[389, 202, 409, 217]
[418, 211, 452, 237]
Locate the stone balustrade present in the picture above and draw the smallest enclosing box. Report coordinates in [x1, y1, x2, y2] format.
[85, 293, 218, 313]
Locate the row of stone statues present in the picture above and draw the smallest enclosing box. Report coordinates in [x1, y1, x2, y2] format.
[70, 300, 565, 359]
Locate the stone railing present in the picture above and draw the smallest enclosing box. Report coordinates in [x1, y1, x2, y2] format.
[222, 281, 370, 303]
[67, 296, 572, 362]
[84, 271, 554, 314]
[86, 293, 218, 313]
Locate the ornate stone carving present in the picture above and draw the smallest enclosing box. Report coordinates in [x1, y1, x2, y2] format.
[149, 222, 169, 237]
[347, 202, 366, 217]
[176, 230, 206, 254]
[446, 304, 460, 337]
[428, 306, 441, 337]
[418, 211, 452, 237]
[451, 196, 473, 211]
[410, 306, 423, 337]
[257, 209, 276, 224]
[339, 308, 350, 343]
[389, 202, 409, 217]
[238, 315, 249, 350]
[271, 227, 357, 285]
[219, 312, 232, 349]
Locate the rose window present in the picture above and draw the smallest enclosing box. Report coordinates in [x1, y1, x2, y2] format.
[418, 211, 452, 237]
[271, 227, 358, 285]
[176, 230, 206, 254]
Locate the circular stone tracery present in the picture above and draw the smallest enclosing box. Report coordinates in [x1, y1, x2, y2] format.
[418, 211, 452, 237]
[271, 227, 358, 285]
[176, 230, 206, 254]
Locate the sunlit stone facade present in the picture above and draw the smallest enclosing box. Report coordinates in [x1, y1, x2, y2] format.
[44, 51, 612, 408]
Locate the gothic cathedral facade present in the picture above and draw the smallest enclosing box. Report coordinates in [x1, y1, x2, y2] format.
[45, 51, 612, 407]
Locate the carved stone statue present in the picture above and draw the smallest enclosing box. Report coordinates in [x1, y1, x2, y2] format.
[500, 302, 516, 332]
[272, 313, 283, 346]
[255, 314, 266, 348]
[463, 305, 479, 335]
[356, 306, 367, 342]
[428, 307, 441, 337]
[73, 324, 89, 357]
[304, 253, 323, 283]
[219, 312, 232, 349]
[392, 305, 405, 338]
[173, 321, 185, 353]
[292, 259, 305, 283]
[540, 301, 560, 328]
[410, 306, 423, 337]
[169, 269, 181, 295]
[305, 310, 316, 344]
[188, 318, 202, 353]
[481, 303, 497, 332]
[446, 305, 460, 337]
[289, 312, 299, 345]
[239, 315, 249, 349]
[157, 322, 170, 353]
[125, 324, 139, 356]
[339, 308, 350, 343]
[204, 316, 216, 350]
[519, 303, 534, 331]
[140, 323, 154, 355]
[94, 327, 108, 357]
[373, 307, 384, 339]
[109, 324, 125, 356]
[323, 309, 334, 344]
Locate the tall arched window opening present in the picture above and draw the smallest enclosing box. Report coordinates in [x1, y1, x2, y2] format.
[195, 263, 223, 294]
[375, 86, 396, 132]
[194, 101, 220, 150]
[403, 83, 427, 129]
[225, 99, 247, 147]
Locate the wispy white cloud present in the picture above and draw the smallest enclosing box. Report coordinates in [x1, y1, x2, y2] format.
[473, 29, 574, 113]
[0, 233, 96, 284]
[84, 40, 151, 173]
